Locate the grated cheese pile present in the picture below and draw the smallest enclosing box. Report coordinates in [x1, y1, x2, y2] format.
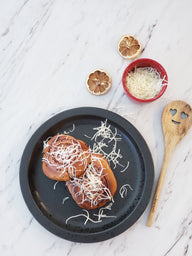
[126, 67, 167, 99]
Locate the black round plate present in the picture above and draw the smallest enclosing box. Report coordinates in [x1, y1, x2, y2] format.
[19, 107, 154, 243]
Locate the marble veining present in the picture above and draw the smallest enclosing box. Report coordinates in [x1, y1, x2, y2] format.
[1, 0, 192, 255]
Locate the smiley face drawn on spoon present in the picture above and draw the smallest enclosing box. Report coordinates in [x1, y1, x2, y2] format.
[162, 101, 192, 136]
[169, 108, 189, 125]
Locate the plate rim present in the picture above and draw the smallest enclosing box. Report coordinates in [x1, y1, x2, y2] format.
[19, 107, 154, 242]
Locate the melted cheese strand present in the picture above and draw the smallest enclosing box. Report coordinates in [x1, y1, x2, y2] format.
[93, 202, 116, 220]
[66, 203, 116, 224]
[119, 184, 133, 198]
[65, 209, 102, 225]
[43, 136, 52, 150]
[120, 161, 130, 173]
[53, 181, 59, 190]
[63, 124, 75, 134]
[62, 197, 69, 205]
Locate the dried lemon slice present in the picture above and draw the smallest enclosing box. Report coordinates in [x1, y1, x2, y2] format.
[118, 34, 142, 59]
[86, 70, 111, 96]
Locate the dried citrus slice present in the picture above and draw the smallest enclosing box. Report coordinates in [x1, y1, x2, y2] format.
[86, 69, 111, 96]
[118, 34, 142, 59]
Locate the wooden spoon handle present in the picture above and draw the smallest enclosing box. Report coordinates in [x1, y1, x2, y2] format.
[147, 137, 175, 227]
[147, 157, 169, 226]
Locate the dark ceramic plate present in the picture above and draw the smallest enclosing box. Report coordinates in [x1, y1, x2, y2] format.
[19, 107, 154, 243]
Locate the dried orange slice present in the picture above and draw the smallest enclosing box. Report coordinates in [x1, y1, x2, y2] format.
[86, 69, 111, 96]
[118, 34, 142, 59]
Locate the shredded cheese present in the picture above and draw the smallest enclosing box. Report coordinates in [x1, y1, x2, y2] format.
[119, 184, 133, 198]
[62, 197, 69, 205]
[43, 135, 90, 178]
[66, 209, 102, 225]
[120, 161, 130, 173]
[126, 67, 167, 99]
[66, 202, 116, 225]
[93, 202, 116, 220]
[53, 181, 59, 190]
[86, 120, 123, 169]
[69, 154, 113, 208]
[63, 124, 75, 134]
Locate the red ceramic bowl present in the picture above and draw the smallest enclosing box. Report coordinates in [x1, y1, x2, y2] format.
[122, 58, 168, 102]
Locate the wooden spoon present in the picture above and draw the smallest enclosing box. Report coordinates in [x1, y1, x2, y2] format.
[147, 100, 192, 227]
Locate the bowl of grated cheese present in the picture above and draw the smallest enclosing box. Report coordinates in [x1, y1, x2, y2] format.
[122, 58, 168, 102]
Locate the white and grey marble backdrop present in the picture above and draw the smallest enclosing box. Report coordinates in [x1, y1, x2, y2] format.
[1, 0, 192, 255]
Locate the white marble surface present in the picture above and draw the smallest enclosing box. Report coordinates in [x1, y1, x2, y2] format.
[1, 0, 192, 255]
